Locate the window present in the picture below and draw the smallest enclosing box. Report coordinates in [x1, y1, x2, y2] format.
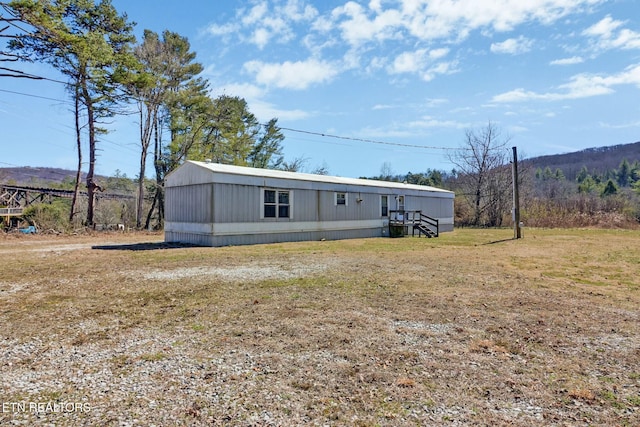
[381, 195, 388, 217]
[263, 189, 290, 218]
[278, 191, 290, 218]
[335, 192, 347, 206]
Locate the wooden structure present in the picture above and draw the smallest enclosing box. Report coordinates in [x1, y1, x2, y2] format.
[165, 161, 454, 247]
[389, 210, 439, 238]
[0, 184, 134, 228]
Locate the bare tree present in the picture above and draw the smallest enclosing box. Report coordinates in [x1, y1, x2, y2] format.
[279, 156, 307, 172]
[379, 161, 395, 181]
[448, 122, 511, 226]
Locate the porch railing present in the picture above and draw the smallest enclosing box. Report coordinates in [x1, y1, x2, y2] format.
[389, 210, 439, 238]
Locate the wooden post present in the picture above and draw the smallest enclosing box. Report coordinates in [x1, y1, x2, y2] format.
[512, 146, 521, 239]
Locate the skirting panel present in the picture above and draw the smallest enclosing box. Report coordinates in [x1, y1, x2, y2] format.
[165, 226, 387, 247]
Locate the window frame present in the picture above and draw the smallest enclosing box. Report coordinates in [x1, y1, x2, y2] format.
[261, 188, 292, 219]
[381, 195, 389, 217]
[334, 192, 348, 206]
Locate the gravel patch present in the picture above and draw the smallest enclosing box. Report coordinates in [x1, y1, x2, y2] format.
[139, 258, 342, 282]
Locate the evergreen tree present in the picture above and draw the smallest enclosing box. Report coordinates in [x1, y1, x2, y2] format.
[601, 179, 618, 197]
[129, 29, 204, 228]
[616, 158, 631, 187]
[578, 175, 597, 194]
[576, 165, 589, 183]
[8, 0, 137, 226]
[248, 118, 285, 169]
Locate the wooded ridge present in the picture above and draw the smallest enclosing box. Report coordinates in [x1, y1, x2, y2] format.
[2, 140, 640, 186]
[522, 141, 640, 181]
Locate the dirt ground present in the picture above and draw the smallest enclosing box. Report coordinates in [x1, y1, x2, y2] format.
[0, 228, 638, 426]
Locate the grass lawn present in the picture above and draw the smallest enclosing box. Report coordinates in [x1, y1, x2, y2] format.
[0, 228, 638, 426]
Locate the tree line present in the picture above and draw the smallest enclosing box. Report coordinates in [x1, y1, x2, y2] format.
[370, 122, 640, 229]
[1, 0, 290, 229]
[3, 1, 638, 232]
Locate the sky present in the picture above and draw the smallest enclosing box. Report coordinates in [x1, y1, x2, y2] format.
[2, 0, 640, 180]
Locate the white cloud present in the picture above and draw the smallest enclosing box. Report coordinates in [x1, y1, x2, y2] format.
[598, 119, 640, 129]
[582, 15, 623, 38]
[429, 48, 450, 60]
[388, 48, 453, 80]
[249, 100, 310, 121]
[206, 0, 609, 87]
[282, 0, 318, 21]
[491, 36, 533, 54]
[206, 22, 240, 37]
[390, 49, 428, 74]
[550, 56, 584, 65]
[424, 98, 449, 107]
[331, 1, 403, 46]
[408, 116, 468, 129]
[243, 2, 268, 26]
[422, 61, 459, 82]
[251, 28, 271, 49]
[358, 126, 415, 139]
[205, 0, 318, 49]
[211, 83, 310, 122]
[372, 104, 395, 110]
[492, 63, 640, 102]
[244, 58, 340, 90]
[583, 15, 640, 51]
[210, 0, 600, 52]
[400, 0, 604, 42]
[212, 82, 267, 101]
[371, 98, 448, 111]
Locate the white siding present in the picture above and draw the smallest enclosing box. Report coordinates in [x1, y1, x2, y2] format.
[164, 161, 454, 246]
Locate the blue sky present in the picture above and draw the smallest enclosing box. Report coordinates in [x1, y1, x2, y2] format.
[2, 0, 640, 180]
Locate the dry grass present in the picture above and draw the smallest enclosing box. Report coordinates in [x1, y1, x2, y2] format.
[0, 228, 639, 426]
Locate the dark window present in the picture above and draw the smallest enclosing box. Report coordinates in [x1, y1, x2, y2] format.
[264, 189, 276, 204]
[264, 205, 276, 218]
[381, 195, 388, 217]
[278, 192, 289, 205]
[336, 192, 346, 205]
[264, 189, 276, 217]
[264, 189, 289, 218]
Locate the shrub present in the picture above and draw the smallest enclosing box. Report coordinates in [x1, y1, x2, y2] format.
[22, 201, 70, 233]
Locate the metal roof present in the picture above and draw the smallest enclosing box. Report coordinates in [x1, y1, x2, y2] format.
[186, 161, 453, 194]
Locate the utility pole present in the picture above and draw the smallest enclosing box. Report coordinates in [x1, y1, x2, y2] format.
[512, 146, 521, 239]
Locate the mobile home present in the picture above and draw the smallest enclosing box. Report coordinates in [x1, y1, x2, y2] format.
[164, 161, 454, 246]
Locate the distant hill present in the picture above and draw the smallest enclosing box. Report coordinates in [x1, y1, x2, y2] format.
[3, 141, 640, 185]
[0, 166, 84, 186]
[523, 141, 640, 181]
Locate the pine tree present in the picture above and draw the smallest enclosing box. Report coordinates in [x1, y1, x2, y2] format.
[8, 0, 136, 226]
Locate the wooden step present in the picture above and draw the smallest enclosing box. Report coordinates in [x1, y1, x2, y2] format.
[414, 224, 437, 238]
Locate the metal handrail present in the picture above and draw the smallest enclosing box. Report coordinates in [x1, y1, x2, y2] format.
[418, 212, 439, 237]
[389, 209, 439, 237]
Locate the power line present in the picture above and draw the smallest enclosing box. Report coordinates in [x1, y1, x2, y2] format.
[0, 87, 71, 104]
[2, 87, 473, 162]
[0, 88, 140, 155]
[279, 126, 459, 151]
[2, 86, 465, 155]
